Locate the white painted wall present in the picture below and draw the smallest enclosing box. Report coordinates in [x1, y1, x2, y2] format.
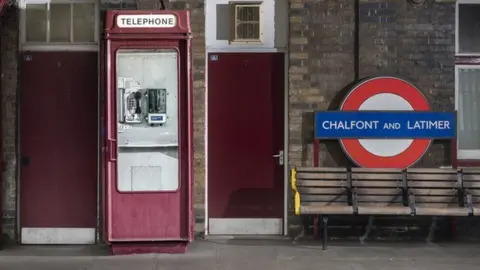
[205, 0, 288, 51]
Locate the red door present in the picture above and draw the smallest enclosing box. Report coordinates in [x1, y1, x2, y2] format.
[207, 53, 285, 234]
[20, 52, 98, 244]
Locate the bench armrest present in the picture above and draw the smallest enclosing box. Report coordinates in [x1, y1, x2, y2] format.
[291, 168, 300, 215]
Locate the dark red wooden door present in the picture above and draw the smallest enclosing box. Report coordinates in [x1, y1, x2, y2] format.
[105, 40, 190, 242]
[20, 52, 98, 243]
[207, 53, 285, 221]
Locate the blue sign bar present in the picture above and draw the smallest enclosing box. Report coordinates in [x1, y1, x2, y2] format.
[314, 111, 456, 139]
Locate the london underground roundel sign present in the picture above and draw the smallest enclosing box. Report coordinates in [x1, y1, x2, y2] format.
[339, 77, 431, 168]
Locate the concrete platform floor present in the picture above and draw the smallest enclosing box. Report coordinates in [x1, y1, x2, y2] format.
[0, 238, 479, 270]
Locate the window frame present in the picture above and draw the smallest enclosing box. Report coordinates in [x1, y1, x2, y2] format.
[455, 0, 480, 56]
[228, 2, 264, 45]
[452, 0, 480, 163]
[19, 0, 100, 51]
[455, 0, 480, 163]
[455, 65, 480, 160]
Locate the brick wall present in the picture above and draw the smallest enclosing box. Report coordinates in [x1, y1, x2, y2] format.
[358, 0, 455, 167]
[288, 0, 455, 170]
[0, 2, 205, 241]
[1, 7, 18, 241]
[289, 0, 355, 169]
[288, 0, 461, 237]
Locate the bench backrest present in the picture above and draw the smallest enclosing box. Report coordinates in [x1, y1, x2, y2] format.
[294, 167, 406, 208]
[406, 168, 458, 209]
[293, 167, 480, 215]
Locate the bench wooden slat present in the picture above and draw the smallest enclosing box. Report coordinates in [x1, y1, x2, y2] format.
[351, 168, 401, 173]
[408, 181, 456, 188]
[300, 204, 353, 215]
[353, 180, 399, 188]
[415, 207, 468, 216]
[355, 188, 402, 195]
[407, 168, 458, 173]
[411, 189, 456, 196]
[351, 173, 402, 180]
[467, 190, 480, 196]
[465, 195, 480, 203]
[463, 175, 480, 181]
[464, 182, 480, 188]
[356, 195, 403, 203]
[461, 168, 480, 173]
[296, 167, 347, 173]
[414, 196, 458, 203]
[301, 194, 348, 202]
[415, 202, 462, 207]
[297, 180, 345, 187]
[297, 187, 345, 194]
[358, 206, 410, 215]
[407, 174, 457, 181]
[296, 173, 348, 180]
[300, 201, 347, 206]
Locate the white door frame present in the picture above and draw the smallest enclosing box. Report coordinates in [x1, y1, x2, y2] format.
[17, 0, 100, 244]
[204, 48, 289, 236]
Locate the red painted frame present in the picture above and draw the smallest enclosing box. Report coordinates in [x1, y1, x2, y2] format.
[103, 10, 193, 251]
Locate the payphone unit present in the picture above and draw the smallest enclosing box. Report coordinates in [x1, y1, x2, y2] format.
[103, 10, 193, 254]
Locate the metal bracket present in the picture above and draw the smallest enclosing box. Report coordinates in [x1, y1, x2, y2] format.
[456, 169, 464, 189]
[401, 169, 408, 190]
[466, 192, 474, 217]
[457, 169, 465, 207]
[346, 168, 352, 190]
[352, 190, 359, 215]
[401, 169, 409, 207]
[322, 216, 329, 250]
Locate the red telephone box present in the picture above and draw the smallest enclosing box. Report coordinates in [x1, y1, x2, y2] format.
[103, 10, 194, 255]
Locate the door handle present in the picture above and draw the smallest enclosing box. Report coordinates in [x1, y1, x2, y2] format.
[273, 150, 284, 166]
[21, 156, 30, 166]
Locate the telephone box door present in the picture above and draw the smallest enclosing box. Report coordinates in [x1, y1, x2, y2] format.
[106, 44, 189, 241]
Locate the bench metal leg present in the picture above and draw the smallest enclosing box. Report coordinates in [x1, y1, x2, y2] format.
[426, 216, 437, 243]
[322, 216, 328, 250]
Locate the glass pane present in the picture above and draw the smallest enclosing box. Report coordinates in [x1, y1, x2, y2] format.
[458, 4, 480, 54]
[50, 3, 71, 42]
[116, 50, 179, 192]
[458, 68, 480, 150]
[235, 5, 261, 40]
[73, 3, 95, 42]
[25, 4, 47, 42]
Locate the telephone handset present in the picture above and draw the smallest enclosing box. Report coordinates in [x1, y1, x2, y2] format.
[134, 91, 143, 114]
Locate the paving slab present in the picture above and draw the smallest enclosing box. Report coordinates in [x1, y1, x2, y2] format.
[0, 239, 479, 270]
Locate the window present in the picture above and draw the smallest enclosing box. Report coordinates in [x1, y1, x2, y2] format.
[229, 3, 263, 44]
[22, 0, 98, 45]
[456, 2, 480, 54]
[456, 0, 480, 160]
[456, 67, 480, 159]
[116, 50, 180, 192]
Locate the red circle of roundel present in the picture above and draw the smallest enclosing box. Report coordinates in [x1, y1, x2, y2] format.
[339, 77, 431, 169]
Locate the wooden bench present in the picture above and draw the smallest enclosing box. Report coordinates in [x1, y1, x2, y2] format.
[291, 167, 480, 249]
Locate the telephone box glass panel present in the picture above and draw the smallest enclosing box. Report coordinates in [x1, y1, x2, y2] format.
[116, 49, 179, 192]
